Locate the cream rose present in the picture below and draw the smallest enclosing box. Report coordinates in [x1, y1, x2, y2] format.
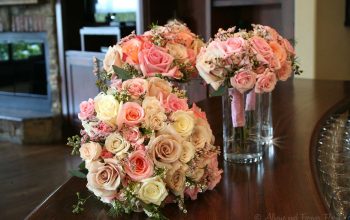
[190, 118, 214, 150]
[187, 168, 205, 182]
[166, 42, 189, 62]
[165, 161, 188, 196]
[103, 45, 123, 74]
[179, 141, 195, 163]
[94, 93, 121, 125]
[144, 111, 167, 131]
[137, 177, 168, 206]
[79, 142, 102, 162]
[147, 77, 172, 100]
[170, 110, 195, 138]
[86, 159, 123, 201]
[142, 96, 165, 114]
[148, 134, 182, 169]
[105, 133, 130, 157]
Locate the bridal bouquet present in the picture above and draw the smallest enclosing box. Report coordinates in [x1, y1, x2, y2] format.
[99, 19, 204, 89]
[196, 24, 299, 93]
[67, 21, 221, 219]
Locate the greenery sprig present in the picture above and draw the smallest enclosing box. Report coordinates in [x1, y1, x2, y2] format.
[143, 204, 168, 220]
[72, 192, 91, 214]
[67, 135, 81, 155]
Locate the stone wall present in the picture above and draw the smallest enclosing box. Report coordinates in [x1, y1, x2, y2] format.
[0, 0, 61, 115]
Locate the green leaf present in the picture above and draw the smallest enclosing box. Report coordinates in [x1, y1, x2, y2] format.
[209, 85, 225, 97]
[69, 170, 87, 179]
[112, 65, 132, 80]
[79, 161, 86, 170]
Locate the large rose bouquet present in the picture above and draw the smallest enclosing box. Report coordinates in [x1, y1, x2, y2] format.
[196, 24, 300, 93]
[99, 20, 204, 87]
[68, 75, 222, 219]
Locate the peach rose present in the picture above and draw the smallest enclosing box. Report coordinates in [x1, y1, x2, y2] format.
[86, 159, 124, 201]
[175, 31, 194, 47]
[78, 98, 95, 120]
[277, 60, 293, 81]
[250, 36, 279, 68]
[190, 118, 214, 150]
[122, 78, 148, 99]
[148, 134, 182, 169]
[79, 142, 102, 162]
[124, 150, 154, 181]
[142, 96, 165, 114]
[230, 70, 256, 93]
[269, 41, 287, 66]
[164, 93, 189, 112]
[165, 42, 189, 63]
[179, 141, 195, 163]
[255, 71, 277, 93]
[165, 161, 188, 196]
[282, 38, 295, 57]
[147, 77, 172, 100]
[117, 102, 144, 128]
[103, 45, 123, 73]
[187, 168, 205, 182]
[121, 37, 143, 64]
[185, 187, 200, 200]
[144, 111, 167, 131]
[191, 38, 205, 55]
[190, 103, 207, 120]
[266, 26, 280, 41]
[139, 45, 177, 78]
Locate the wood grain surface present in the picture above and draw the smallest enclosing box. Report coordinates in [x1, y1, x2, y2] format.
[26, 79, 350, 220]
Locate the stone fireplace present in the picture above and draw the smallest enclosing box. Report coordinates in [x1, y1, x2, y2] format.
[0, 0, 61, 143]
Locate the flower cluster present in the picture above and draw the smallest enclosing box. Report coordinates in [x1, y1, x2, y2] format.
[196, 24, 296, 93]
[76, 76, 222, 218]
[102, 20, 204, 83]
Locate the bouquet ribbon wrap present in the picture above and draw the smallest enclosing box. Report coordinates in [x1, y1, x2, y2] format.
[245, 90, 256, 111]
[229, 88, 245, 127]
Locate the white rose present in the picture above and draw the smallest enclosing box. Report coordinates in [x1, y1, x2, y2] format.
[179, 141, 195, 163]
[170, 110, 195, 138]
[196, 45, 226, 90]
[86, 159, 123, 202]
[105, 133, 130, 157]
[94, 93, 121, 125]
[137, 176, 168, 206]
[79, 142, 102, 162]
[103, 45, 123, 74]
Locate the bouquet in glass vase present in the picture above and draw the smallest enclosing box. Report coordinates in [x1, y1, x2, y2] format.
[196, 24, 299, 163]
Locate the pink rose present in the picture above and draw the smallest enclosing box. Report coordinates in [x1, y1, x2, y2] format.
[185, 187, 200, 200]
[101, 148, 114, 159]
[133, 143, 146, 151]
[110, 78, 122, 91]
[206, 154, 223, 190]
[124, 150, 154, 181]
[117, 102, 145, 128]
[282, 38, 295, 57]
[265, 26, 280, 41]
[250, 36, 279, 68]
[122, 78, 148, 99]
[190, 103, 207, 120]
[78, 98, 95, 120]
[220, 37, 246, 58]
[79, 141, 102, 162]
[230, 70, 256, 93]
[95, 121, 114, 137]
[138, 45, 177, 78]
[164, 93, 189, 112]
[277, 61, 293, 81]
[122, 127, 144, 145]
[255, 71, 277, 93]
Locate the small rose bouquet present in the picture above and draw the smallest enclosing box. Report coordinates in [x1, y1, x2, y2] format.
[196, 24, 300, 128]
[99, 20, 204, 89]
[68, 74, 222, 218]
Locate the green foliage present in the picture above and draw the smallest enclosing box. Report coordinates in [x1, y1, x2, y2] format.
[67, 135, 81, 155]
[140, 127, 153, 136]
[154, 167, 166, 178]
[149, 21, 159, 30]
[69, 170, 87, 179]
[143, 204, 168, 220]
[113, 90, 131, 103]
[113, 65, 133, 80]
[95, 70, 110, 93]
[292, 57, 303, 75]
[72, 192, 91, 214]
[209, 85, 226, 97]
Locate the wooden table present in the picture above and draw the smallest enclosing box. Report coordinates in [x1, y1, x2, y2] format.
[27, 79, 350, 220]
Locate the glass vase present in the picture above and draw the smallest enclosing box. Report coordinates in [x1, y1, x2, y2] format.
[222, 88, 263, 163]
[257, 92, 273, 146]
